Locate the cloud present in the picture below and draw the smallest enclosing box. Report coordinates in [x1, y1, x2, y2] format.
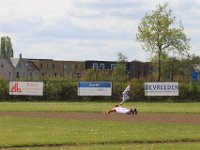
[74, 0, 141, 10]
[1, 0, 200, 62]
[13, 38, 148, 62]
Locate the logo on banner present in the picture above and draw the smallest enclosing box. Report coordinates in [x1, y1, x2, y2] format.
[11, 83, 22, 92]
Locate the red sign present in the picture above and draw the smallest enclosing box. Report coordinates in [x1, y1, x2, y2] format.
[9, 81, 43, 96]
[10, 83, 22, 92]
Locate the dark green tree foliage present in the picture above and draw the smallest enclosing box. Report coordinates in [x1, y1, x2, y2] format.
[0, 36, 14, 58]
[164, 55, 200, 81]
[136, 3, 190, 81]
[0, 78, 9, 100]
[112, 53, 129, 82]
[189, 54, 200, 70]
[81, 69, 111, 81]
[0, 78, 200, 101]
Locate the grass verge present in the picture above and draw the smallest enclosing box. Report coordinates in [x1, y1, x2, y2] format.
[0, 102, 199, 114]
[0, 117, 199, 148]
[6, 143, 200, 150]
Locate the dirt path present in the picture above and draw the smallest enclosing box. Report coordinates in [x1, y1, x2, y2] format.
[0, 112, 200, 124]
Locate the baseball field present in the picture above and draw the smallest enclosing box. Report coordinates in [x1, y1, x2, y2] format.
[0, 102, 199, 150]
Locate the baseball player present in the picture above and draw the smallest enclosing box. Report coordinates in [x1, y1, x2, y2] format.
[107, 104, 137, 115]
[120, 84, 130, 105]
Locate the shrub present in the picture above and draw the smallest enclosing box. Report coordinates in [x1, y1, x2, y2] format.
[1, 78, 200, 102]
[0, 78, 9, 101]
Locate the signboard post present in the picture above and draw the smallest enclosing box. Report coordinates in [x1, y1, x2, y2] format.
[78, 82, 112, 96]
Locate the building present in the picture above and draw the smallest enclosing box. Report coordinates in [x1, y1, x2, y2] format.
[0, 55, 152, 80]
[129, 61, 152, 79]
[0, 54, 40, 80]
[30, 59, 85, 79]
[0, 58, 14, 80]
[23, 59, 40, 80]
[85, 60, 117, 71]
[63, 61, 85, 78]
[30, 59, 64, 78]
[85, 60, 154, 79]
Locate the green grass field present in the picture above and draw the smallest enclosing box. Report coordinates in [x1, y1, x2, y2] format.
[0, 101, 200, 113]
[0, 102, 200, 150]
[7, 143, 200, 150]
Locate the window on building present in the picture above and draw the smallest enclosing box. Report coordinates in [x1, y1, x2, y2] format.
[69, 64, 72, 69]
[111, 64, 115, 70]
[138, 65, 141, 71]
[93, 63, 98, 70]
[75, 64, 78, 69]
[29, 72, 32, 78]
[40, 64, 43, 68]
[64, 64, 67, 70]
[16, 72, 20, 78]
[52, 64, 55, 69]
[132, 65, 135, 77]
[1, 63, 4, 68]
[47, 64, 48, 69]
[99, 63, 105, 70]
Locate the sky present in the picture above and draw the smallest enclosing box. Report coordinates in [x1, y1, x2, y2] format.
[0, 0, 200, 62]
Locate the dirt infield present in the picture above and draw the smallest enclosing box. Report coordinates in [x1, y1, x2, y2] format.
[0, 112, 200, 124]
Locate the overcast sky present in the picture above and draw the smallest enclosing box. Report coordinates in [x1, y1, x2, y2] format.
[0, 0, 200, 61]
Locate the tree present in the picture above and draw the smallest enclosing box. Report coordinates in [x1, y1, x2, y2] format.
[81, 69, 111, 81]
[150, 51, 169, 81]
[112, 53, 129, 82]
[136, 3, 190, 81]
[0, 36, 14, 59]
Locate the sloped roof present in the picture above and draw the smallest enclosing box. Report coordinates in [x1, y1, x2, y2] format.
[10, 58, 20, 67]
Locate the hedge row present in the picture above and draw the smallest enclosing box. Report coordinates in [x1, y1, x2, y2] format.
[0, 79, 200, 101]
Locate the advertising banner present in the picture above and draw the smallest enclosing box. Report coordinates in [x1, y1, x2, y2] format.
[78, 82, 112, 96]
[145, 82, 179, 96]
[9, 81, 44, 96]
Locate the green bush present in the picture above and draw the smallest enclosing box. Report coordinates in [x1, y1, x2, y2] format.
[0, 78, 9, 101]
[129, 79, 145, 101]
[1, 78, 200, 102]
[180, 82, 200, 101]
[112, 82, 127, 101]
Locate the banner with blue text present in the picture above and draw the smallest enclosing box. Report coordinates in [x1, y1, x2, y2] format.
[78, 82, 112, 96]
[145, 82, 179, 96]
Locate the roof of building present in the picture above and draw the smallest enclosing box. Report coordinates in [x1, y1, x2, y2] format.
[10, 58, 20, 67]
